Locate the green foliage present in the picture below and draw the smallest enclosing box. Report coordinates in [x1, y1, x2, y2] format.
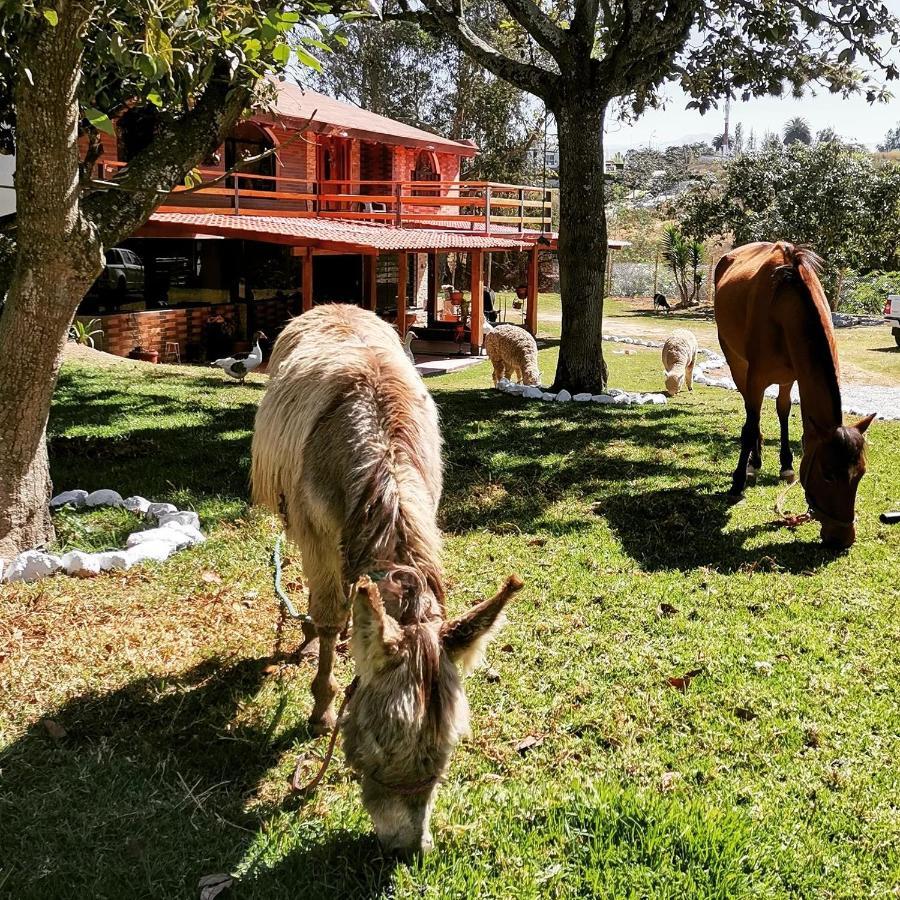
[839, 270, 900, 315]
[679, 143, 900, 289]
[620, 143, 715, 198]
[68, 318, 104, 348]
[878, 123, 900, 152]
[783, 116, 812, 146]
[0, 0, 354, 152]
[660, 224, 705, 307]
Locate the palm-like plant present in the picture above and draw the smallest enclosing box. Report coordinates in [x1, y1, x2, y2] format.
[783, 117, 812, 146]
[68, 318, 103, 349]
[661, 225, 706, 307]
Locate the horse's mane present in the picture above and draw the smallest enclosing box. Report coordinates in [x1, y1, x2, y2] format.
[772, 242, 842, 423]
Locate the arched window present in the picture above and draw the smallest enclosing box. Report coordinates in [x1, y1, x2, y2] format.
[224, 122, 276, 192]
[412, 149, 440, 183]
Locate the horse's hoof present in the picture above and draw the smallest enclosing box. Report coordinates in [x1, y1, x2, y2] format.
[780, 469, 796, 484]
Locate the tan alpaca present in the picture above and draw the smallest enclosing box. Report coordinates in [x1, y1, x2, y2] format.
[251, 304, 522, 854]
[484, 323, 540, 386]
[661, 329, 699, 395]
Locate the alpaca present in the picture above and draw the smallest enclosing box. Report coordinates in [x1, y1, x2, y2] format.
[484, 323, 540, 386]
[661, 329, 698, 395]
[251, 304, 523, 854]
[654, 293, 672, 314]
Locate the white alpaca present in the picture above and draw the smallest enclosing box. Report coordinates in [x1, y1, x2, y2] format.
[661, 329, 699, 395]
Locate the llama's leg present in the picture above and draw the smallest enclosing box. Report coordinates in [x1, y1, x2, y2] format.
[777, 383, 795, 482]
[730, 378, 766, 497]
[685, 357, 695, 391]
[491, 360, 503, 385]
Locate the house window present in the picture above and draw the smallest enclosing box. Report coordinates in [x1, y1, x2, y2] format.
[224, 122, 276, 192]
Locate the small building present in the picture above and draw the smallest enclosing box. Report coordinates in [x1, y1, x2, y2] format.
[74, 80, 624, 359]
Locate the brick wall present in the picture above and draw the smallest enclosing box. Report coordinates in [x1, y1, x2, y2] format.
[78, 297, 296, 361]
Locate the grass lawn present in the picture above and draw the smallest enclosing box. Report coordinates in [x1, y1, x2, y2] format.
[1, 331, 899, 899]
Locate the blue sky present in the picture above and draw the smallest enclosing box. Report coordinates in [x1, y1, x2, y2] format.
[606, 0, 900, 151]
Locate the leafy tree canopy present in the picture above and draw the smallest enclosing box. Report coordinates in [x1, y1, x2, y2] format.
[878, 121, 900, 151]
[783, 116, 812, 145]
[679, 142, 900, 281]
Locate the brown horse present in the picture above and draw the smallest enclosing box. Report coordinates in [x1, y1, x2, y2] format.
[714, 242, 874, 548]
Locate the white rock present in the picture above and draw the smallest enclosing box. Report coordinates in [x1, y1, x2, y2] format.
[61, 550, 102, 577]
[125, 541, 175, 565]
[573, 392, 592, 402]
[607, 388, 625, 397]
[496, 377, 511, 390]
[50, 489, 89, 509]
[146, 502, 177, 520]
[97, 550, 132, 571]
[541, 392, 556, 401]
[123, 495, 152, 515]
[4, 550, 61, 583]
[592, 394, 616, 404]
[555, 389, 572, 402]
[127, 527, 191, 550]
[523, 386, 543, 399]
[648, 394, 668, 405]
[161, 521, 206, 546]
[158, 511, 200, 530]
[85, 489, 124, 508]
[505, 383, 526, 395]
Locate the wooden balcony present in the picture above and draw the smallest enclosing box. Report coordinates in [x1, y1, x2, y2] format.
[98, 162, 557, 236]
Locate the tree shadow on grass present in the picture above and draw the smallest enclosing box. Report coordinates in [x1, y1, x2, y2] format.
[0, 656, 322, 899]
[598, 485, 839, 573]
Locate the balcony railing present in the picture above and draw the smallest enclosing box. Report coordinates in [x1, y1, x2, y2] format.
[98, 162, 557, 235]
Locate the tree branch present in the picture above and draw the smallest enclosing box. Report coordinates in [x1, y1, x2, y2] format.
[81, 63, 252, 248]
[397, 0, 557, 98]
[571, 0, 601, 50]
[498, 0, 569, 63]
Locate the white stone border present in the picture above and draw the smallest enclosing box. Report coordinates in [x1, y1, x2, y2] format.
[1, 490, 205, 584]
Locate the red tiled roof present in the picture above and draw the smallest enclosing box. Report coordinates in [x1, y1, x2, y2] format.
[141, 213, 531, 251]
[259, 81, 478, 157]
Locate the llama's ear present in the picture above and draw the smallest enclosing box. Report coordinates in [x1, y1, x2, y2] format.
[353, 576, 402, 665]
[441, 574, 523, 676]
[853, 413, 876, 434]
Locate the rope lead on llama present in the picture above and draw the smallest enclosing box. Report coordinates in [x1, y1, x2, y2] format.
[2, 491, 205, 584]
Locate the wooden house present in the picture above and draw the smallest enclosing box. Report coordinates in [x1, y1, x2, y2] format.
[77, 79, 624, 360]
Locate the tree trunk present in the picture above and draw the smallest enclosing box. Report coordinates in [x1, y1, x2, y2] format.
[552, 97, 608, 393]
[0, 12, 101, 561]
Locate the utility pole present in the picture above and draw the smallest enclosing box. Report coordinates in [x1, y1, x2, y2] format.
[722, 97, 731, 157]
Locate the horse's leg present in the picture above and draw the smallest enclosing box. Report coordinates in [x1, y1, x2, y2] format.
[730, 378, 766, 497]
[299, 526, 349, 735]
[777, 383, 795, 482]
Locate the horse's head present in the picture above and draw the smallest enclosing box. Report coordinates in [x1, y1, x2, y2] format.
[343, 571, 523, 856]
[800, 414, 875, 548]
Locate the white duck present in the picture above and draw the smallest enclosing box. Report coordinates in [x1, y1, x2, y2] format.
[402, 329, 417, 366]
[211, 330, 267, 383]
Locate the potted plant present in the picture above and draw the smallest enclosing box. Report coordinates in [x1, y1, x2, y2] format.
[126, 313, 159, 362]
[513, 284, 527, 310]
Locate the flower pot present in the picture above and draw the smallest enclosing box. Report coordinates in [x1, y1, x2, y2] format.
[129, 348, 159, 363]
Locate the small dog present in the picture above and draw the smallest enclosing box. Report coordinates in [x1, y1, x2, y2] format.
[653, 293, 672, 314]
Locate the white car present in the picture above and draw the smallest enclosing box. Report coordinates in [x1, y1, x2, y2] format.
[885, 294, 900, 348]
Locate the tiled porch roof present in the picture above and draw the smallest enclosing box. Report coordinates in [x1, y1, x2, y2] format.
[141, 212, 535, 252]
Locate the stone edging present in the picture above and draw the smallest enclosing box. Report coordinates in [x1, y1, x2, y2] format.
[1, 490, 205, 584]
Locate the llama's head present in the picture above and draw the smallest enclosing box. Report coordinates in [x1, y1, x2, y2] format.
[342, 570, 523, 856]
[665, 368, 685, 395]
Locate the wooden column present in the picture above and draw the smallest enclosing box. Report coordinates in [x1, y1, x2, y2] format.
[469, 250, 483, 355]
[396, 251, 408, 334]
[364, 254, 378, 311]
[526, 246, 539, 335]
[302, 250, 314, 313]
[427, 252, 439, 325]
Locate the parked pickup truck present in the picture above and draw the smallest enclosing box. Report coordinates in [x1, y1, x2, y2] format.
[886, 295, 900, 347]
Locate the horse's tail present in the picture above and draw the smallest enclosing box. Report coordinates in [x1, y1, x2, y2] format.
[772, 242, 824, 296]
